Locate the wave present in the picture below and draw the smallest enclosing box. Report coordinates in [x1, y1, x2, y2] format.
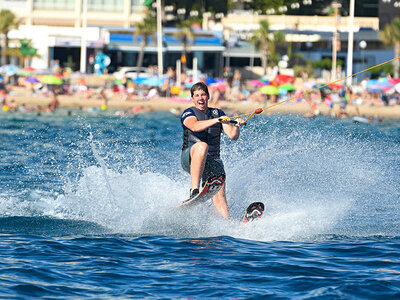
[0, 216, 107, 236]
[0, 115, 398, 241]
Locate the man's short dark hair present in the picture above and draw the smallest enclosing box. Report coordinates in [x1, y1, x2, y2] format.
[190, 82, 209, 99]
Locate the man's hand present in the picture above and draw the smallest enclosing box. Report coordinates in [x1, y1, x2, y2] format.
[234, 118, 245, 127]
[219, 117, 246, 127]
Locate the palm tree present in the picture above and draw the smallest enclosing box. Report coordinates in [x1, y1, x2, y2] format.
[175, 19, 196, 74]
[3, 39, 40, 69]
[134, 11, 156, 76]
[0, 9, 20, 66]
[250, 20, 285, 75]
[380, 17, 400, 78]
[11, 39, 40, 67]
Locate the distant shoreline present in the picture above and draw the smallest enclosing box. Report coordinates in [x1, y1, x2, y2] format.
[7, 89, 400, 119]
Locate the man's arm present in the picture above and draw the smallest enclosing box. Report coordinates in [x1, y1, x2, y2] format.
[221, 118, 245, 141]
[183, 116, 220, 132]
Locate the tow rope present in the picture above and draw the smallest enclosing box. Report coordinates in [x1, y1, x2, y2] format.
[221, 55, 400, 125]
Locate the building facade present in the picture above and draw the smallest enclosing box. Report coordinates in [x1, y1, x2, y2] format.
[1, 0, 396, 80]
[222, 13, 393, 81]
[2, 0, 226, 76]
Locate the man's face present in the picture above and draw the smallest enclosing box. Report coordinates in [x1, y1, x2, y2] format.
[192, 89, 208, 111]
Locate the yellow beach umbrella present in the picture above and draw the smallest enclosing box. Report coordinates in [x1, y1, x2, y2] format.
[260, 85, 279, 95]
[39, 75, 63, 85]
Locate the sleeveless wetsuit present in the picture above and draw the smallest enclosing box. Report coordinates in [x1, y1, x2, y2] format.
[180, 106, 226, 181]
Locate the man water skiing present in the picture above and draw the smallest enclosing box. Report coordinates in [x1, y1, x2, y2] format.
[180, 82, 245, 219]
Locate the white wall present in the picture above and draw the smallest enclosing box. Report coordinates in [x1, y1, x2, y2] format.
[8, 25, 101, 69]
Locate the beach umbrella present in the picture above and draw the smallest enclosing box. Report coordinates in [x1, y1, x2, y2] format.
[367, 82, 393, 92]
[18, 67, 38, 76]
[24, 66, 36, 72]
[132, 77, 147, 84]
[366, 79, 378, 87]
[17, 70, 31, 77]
[0, 64, 19, 76]
[25, 77, 40, 83]
[389, 78, 400, 85]
[249, 79, 267, 87]
[312, 83, 331, 91]
[377, 77, 389, 83]
[142, 77, 164, 86]
[271, 74, 295, 86]
[259, 75, 271, 82]
[39, 75, 63, 85]
[328, 83, 343, 90]
[206, 77, 217, 85]
[260, 85, 279, 95]
[382, 87, 394, 94]
[278, 83, 296, 92]
[261, 80, 270, 85]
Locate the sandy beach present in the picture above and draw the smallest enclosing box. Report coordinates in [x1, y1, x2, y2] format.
[6, 86, 400, 119]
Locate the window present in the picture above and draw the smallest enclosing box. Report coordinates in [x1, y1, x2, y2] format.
[131, 0, 145, 13]
[88, 0, 123, 12]
[33, 0, 74, 10]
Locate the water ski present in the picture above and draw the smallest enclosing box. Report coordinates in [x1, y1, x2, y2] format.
[242, 202, 264, 223]
[180, 174, 225, 207]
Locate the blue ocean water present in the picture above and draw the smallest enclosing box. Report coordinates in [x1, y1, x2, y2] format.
[0, 108, 399, 298]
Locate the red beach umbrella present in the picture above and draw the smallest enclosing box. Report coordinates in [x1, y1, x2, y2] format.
[271, 74, 295, 86]
[389, 78, 400, 85]
[328, 83, 344, 90]
[23, 66, 36, 72]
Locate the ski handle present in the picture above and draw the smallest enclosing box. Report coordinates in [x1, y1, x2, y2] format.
[218, 118, 245, 125]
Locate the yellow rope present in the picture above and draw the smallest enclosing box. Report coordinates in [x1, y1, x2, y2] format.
[224, 55, 400, 123]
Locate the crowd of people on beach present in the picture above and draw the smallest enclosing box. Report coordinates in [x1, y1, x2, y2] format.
[1, 64, 400, 121]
